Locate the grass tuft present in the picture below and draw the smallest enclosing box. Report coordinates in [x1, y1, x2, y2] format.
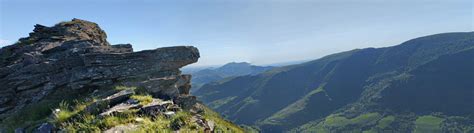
[130, 95, 153, 106]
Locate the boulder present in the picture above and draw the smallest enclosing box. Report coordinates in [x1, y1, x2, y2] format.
[138, 99, 173, 117]
[163, 111, 176, 118]
[104, 89, 135, 106]
[124, 74, 193, 99]
[85, 89, 135, 114]
[174, 95, 198, 110]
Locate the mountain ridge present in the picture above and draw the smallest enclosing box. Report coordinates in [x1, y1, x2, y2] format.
[187, 62, 273, 93]
[195, 31, 474, 132]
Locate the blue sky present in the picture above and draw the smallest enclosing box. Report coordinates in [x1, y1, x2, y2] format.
[1, 0, 472, 66]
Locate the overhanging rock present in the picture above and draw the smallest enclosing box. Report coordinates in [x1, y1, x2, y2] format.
[0, 19, 200, 119]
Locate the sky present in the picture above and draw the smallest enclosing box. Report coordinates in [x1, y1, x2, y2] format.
[1, 0, 473, 67]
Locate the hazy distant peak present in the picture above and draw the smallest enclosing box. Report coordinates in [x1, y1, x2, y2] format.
[222, 62, 252, 67]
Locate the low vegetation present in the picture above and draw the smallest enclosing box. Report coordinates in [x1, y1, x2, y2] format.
[200, 105, 245, 132]
[0, 87, 93, 132]
[414, 115, 444, 133]
[376, 115, 395, 129]
[0, 86, 244, 132]
[57, 103, 244, 132]
[130, 94, 153, 106]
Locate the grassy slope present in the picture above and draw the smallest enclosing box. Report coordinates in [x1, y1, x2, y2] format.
[195, 32, 474, 132]
[0, 87, 96, 132]
[0, 86, 244, 132]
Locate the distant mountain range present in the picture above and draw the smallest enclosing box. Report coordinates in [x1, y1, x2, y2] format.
[186, 62, 274, 93]
[194, 32, 474, 132]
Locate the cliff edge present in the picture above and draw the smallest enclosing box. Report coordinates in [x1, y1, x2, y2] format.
[0, 19, 243, 132]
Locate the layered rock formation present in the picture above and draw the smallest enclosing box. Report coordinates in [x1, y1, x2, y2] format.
[0, 19, 200, 119]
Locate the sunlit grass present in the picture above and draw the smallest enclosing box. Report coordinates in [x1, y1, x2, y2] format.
[130, 94, 153, 106]
[51, 99, 94, 124]
[201, 105, 245, 133]
[0, 88, 93, 132]
[376, 115, 395, 129]
[414, 115, 444, 133]
[115, 86, 136, 91]
[1, 85, 242, 132]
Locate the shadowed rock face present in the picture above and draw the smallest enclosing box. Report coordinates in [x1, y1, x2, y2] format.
[0, 19, 200, 118]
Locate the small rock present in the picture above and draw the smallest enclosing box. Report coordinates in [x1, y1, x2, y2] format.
[91, 89, 99, 96]
[34, 123, 54, 133]
[164, 111, 175, 115]
[167, 104, 182, 112]
[207, 120, 215, 131]
[171, 117, 186, 131]
[139, 104, 166, 117]
[135, 117, 144, 122]
[125, 99, 139, 104]
[203, 119, 215, 132]
[100, 103, 141, 116]
[164, 111, 176, 118]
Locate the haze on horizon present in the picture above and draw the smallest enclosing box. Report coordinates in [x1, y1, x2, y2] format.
[1, 0, 472, 67]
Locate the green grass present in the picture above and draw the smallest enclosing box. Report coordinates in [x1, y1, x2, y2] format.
[208, 96, 237, 109]
[130, 94, 153, 106]
[414, 115, 444, 133]
[0, 88, 93, 132]
[1, 100, 56, 131]
[53, 101, 77, 124]
[201, 105, 245, 133]
[265, 84, 326, 123]
[1, 85, 243, 132]
[324, 115, 352, 127]
[362, 129, 378, 133]
[56, 96, 242, 132]
[351, 113, 382, 124]
[63, 114, 101, 132]
[295, 113, 382, 132]
[61, 107, 148, 131]
[290, 120, 326, 133]
[115, 86, 136, 91]
[323, 112, 381, 127]
[133, 116, 172, 132]
[133, 111, 207, 132]
[376, 116, 395, 129]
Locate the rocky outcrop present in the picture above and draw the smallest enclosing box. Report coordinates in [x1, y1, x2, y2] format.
[41, 87, 215, 132]
[0, 19, 200, 119]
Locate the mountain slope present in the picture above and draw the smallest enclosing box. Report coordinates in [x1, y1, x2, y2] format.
[195, 32, 474, 132]
[188, 62, 273, 93]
